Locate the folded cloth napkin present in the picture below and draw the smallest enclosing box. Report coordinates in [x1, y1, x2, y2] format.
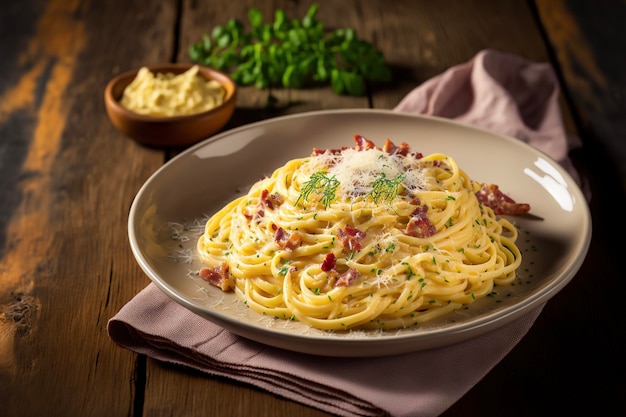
[108, 49, 581, 417]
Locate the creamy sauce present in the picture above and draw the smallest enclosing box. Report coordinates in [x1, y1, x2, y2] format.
[120, 65, 226, 117]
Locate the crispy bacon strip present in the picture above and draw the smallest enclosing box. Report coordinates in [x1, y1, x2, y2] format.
[321, 253, 336, 272]
[245, 189, 284, 219]
[311, 146, 349, 156]
[260, 189, 284, 210]
[321, 254, 359, 287]
[274, 227, 303, 250]
[354, 134, 377, 150]
[334, 268, 359, 287]
[382, 138, 421, 158]
[336, 226, 367, 251]
[312, 135, 424, 160]
[199, 263, 232, 291]
[244, 207, 263, 220]
[476, 184, 531, 215]
[404, 205, 436, 238]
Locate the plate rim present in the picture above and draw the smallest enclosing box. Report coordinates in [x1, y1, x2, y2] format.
[128, 108, 592, 356]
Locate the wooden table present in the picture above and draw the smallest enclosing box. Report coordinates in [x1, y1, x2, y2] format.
[1, 0, 624, 416]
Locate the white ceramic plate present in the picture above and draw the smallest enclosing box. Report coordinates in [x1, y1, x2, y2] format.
[128, 109, 591, 357]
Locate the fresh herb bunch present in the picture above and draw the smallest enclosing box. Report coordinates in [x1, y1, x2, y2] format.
[188, 4, 391, 96]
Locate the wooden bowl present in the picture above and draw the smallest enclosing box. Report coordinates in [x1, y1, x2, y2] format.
[104, 63, 237, 148]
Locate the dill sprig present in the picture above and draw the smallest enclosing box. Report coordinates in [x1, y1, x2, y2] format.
[297, 171, 405, 209]
[296, 171, 340, 209]
[368, 173, 405, 204]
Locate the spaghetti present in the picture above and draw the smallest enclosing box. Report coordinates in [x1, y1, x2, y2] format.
[196, 135, 528, 330]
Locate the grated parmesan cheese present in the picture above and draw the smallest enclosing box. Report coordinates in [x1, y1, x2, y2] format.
[311, 148, 429, 199]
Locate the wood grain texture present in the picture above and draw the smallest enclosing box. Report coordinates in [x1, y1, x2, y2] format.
[535, 0, 626, 192]
[445, 1, 626, 415]
[0, 0, 173, 416]
[1, 0, 623, 416]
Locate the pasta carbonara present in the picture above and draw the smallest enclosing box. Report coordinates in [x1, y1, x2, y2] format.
[196, 135, 529, 331]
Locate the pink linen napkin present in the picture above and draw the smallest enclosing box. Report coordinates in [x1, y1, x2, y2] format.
[108, 49, 581, 417]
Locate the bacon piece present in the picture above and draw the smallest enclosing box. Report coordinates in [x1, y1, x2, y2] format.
[285, 232, 303, 250]
[336, 226, 367, 251]
[199, 263, 232, 291]
[245, 190, 283, 219]
[311, 134, 377, 156]
[381, 138, 423, 158]
[383, 139, 410, 156]
[260, 189, 284, 210]
[354, 134, 377, 151]
[334, 268, 359, 287]
[321, 253, 336, 272]
[312, 136, 424, 160]
[404, 205, 436, 238]
[274, 227, 303, 250]
[311, 146, 349, 156]
[244, 207, 264, 220]
[275, 226, 287, 242]
[475, 184, 531, 215]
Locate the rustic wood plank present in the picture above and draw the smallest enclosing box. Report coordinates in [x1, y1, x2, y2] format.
[2, 0, 620, 415]
[365, 0, 561, 109]
[535, 0, 626, 193]
[0, 0, 175, 416]
[144, 359, 330, 417]
[505, 1, 626, 416]
[447, 1, 626, 416]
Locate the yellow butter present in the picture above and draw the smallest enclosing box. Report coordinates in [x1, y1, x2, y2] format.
[120, 65, 225, 117]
